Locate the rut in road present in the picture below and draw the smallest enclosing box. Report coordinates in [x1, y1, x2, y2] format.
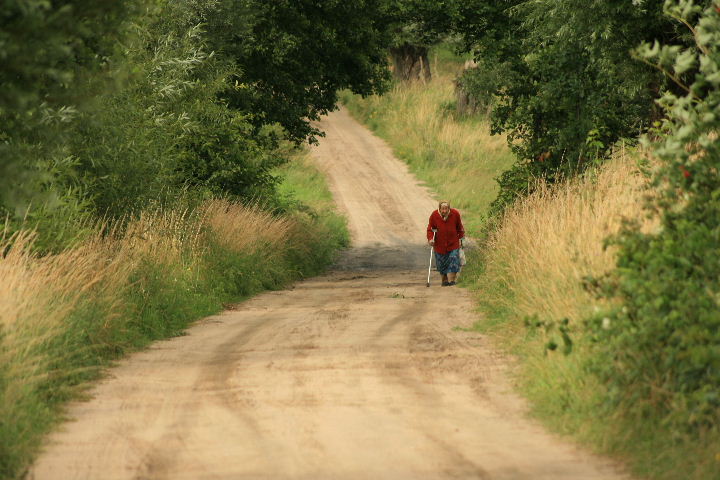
[30, 107, 629, 480]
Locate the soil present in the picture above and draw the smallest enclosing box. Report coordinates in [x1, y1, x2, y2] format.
[29, 108, 629, 480]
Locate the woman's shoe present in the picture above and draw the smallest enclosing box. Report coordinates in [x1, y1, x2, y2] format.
[448, 281, 456, 286]
[441, 281, 450, 286]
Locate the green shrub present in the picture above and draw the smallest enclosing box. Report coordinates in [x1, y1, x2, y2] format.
[591, 0, 720, 437]
[0, 0, 131, 215]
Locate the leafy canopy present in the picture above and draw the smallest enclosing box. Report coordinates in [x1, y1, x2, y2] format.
[0, 0, 395, 250]
[200, 0, 392, 143]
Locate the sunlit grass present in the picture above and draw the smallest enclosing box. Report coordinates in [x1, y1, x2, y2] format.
[464, 149, 720, 479]
[470, 151, 656, 328]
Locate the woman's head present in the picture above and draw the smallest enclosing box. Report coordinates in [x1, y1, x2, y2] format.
[438, 201, 450, 216]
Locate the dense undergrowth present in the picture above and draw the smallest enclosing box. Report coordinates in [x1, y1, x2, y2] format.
[343, 39, 720, 479]
[0, 156, 348, 480]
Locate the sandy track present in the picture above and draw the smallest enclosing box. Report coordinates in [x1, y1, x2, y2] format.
[30, 108, 628, 480]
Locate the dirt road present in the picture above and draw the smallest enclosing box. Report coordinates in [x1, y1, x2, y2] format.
[30, 108, 628, 480]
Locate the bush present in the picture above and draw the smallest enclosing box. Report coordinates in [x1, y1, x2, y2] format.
[591, 0, 720, 438]
[0, 0, 130, 215]
[71, 13, 281, 219]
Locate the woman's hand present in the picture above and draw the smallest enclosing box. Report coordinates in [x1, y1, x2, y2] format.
[428, 240, 435, 246]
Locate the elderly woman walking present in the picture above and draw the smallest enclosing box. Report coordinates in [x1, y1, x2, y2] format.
[427, 201, 465, 286]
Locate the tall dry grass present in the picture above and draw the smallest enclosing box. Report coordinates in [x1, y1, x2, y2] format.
[0, 198, 330, 479]
[465, 148, 656, 454]
[0, 199, 294, 381]
[475, 150, 656, 338]
[0, 231, 129, 406]
[471, 148, 720, 480]
[200, 199, 294, 254]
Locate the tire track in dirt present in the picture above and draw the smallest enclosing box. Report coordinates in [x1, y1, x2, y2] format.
[29, 107, 630, 480]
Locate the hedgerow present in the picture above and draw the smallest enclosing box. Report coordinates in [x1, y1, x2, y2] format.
[588, 0, 720, 434]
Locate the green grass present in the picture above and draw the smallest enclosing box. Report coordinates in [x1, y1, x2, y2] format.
[430, 42, 474, 67]
[275, 150, 350, 262]
[277, 151, 344, 216]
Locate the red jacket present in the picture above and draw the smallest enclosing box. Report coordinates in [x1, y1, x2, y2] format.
[427, 208, 465, 254]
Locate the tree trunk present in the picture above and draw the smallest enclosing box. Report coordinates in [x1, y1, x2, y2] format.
[455, 80, 477, 116]
[455, 60, 479, 116]
[389, 43, 431, 82]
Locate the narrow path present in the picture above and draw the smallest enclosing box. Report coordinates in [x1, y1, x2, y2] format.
[30, 107, 629, 479]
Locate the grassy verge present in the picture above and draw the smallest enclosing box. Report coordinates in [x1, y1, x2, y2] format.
[341, 45, 720, 479]
[0, 157, 347, 480]
[463, 150, 720, 479]
[276, 151, 348, 237]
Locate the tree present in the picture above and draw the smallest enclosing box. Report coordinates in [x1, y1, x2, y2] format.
[450, 0, 681, 214]
[196, 0, 393, 144]
[384, 0, 460, 82]
[0, 0, 397, 249]
[0, 0, 132, 216]
[68, 8, 282, 218]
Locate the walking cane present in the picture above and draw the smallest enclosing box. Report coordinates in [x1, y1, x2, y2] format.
[427, 229, 437, 287]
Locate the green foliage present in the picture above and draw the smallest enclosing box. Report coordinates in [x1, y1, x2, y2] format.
[380, 1, 469, 82]
[383, 0, 458, 47]
[0, 0, 131, 222]
[199, 0, 392, 144]
[450, 0, 683, 215]
[70, 12, 281, 217]
[0, 1, 127, 107]
[455, 59, 502, 112]
[592, 0, 720, 438]
[1, 0, 394, 251]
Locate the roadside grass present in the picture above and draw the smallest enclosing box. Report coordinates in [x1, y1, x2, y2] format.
[276, 150, 347, 231]
[341, 44, 720, 479]
[462, 151, 651, 426]
[463, 150, 720, 479]
[0, 157, 347, 480]
[339, 45, 514, 235]
[465, 152, 657, 328]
